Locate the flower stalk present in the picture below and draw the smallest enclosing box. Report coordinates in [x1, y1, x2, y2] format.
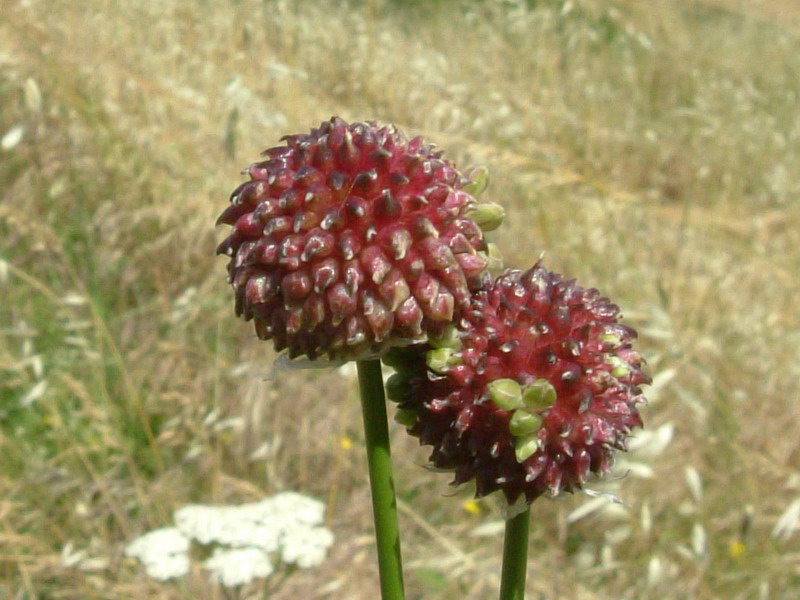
[499, 507, 530, 600]
[357, 359, 406, 600]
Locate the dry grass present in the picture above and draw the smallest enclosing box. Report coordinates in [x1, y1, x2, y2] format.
[1, 0, 799, 598]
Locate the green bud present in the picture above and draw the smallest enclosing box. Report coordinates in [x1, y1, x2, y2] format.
[428, 323, 462, 350]
[487, 378, 523, 411]
[426, 347, 461, 374]
[465, 202, 505, 232]
[600, 333, 622, 348]
[382, 347, 422, 375]
[607, 356, 631, 378]
[394, 408, 418, 428]
[522, 379, 557, 411]
[385, 373, 410, 402]
[463, 165, 490, 197]
[486, 242, 504, 271]
[509, 409, 543, 437]
[515, 434, 540, 463]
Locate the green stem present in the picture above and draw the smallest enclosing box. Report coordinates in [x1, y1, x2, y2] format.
[499, 506, 531, 600]
[356, 359, 406, 600]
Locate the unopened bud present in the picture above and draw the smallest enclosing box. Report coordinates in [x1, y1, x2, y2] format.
[426, 347, 461, 374]
[385, 373, 410, 402]
[465, 202, 505, 232]
[429, 323, 461, 350]
[394, 408, 417, 428]
[487, 378, 523, 411]
[607, 356, 631, 378]
[522, 379, 557, 410]
[381, 346, 421, 374]
[509, 410, 543, 437]
[485, 242, 504, 272]
[462, 166, 489, 197]
[600, 332, 622, 348]
[515, 434, 540, 463]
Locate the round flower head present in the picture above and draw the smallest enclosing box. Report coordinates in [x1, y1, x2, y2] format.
[217, 117, 503, 360]
[385, 263, 650, 505]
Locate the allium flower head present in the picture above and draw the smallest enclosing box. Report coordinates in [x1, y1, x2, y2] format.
[386, 263, 650, 505]
[217, 117, 503, 360]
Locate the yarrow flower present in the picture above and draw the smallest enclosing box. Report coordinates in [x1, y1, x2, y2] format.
[204, 547, 274, 587]
[385, 263, 650, 505]
[126, 492, 333, 586]
[124, 527, 191, 581]
[216, 116, 503, 360]
[173, 492, 331, 561]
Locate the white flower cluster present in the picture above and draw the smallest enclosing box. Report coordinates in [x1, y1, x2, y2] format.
[204, 547, 274, 588]
[125, 527, 191, 581]
[125, 492, 334, 586]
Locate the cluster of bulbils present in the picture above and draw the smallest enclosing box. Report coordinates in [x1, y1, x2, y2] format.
[217, 117, 650, 505]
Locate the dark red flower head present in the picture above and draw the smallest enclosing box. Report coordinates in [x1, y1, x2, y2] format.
[216, 117, 503, 360]
[385, 263, 650, 505]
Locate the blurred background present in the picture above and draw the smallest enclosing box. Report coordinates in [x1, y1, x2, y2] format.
[1, 0, 799, 598]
